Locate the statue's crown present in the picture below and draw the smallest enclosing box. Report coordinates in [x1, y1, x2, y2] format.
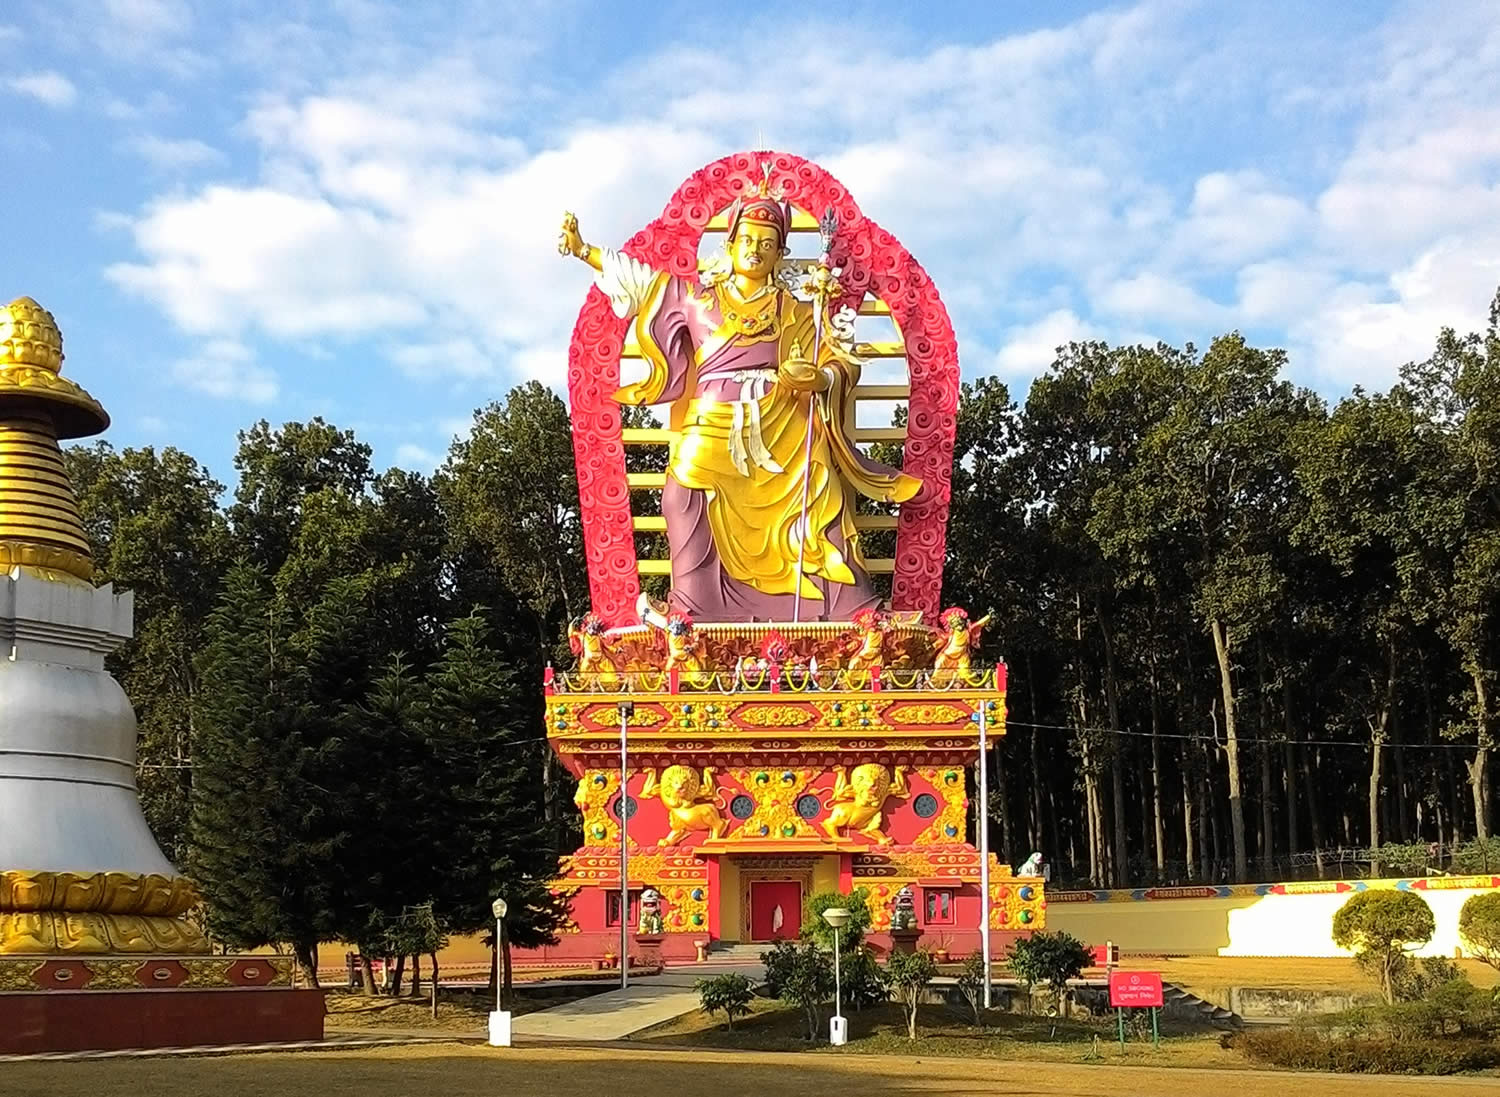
[724, 163, 790, 242]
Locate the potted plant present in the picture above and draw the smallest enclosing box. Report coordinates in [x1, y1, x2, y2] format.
[932, 934, 953, 963]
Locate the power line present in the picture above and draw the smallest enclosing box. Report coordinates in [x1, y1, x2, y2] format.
[1005, 717, 1484, 752]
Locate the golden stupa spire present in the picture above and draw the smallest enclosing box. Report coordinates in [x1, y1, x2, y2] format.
[0, 296, 108, 583]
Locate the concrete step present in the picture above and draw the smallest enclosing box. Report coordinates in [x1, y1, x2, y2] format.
[1163, 983, 1244, 1031]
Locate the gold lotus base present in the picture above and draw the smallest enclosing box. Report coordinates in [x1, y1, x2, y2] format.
[0, 911, 210, 955]
[0, 871, 208, 954]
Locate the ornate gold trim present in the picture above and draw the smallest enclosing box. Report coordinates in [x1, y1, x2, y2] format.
[0, 871, 200, 917]
[0, 911, 211, 954]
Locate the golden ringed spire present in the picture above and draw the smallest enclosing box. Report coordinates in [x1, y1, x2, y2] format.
[0, 296, 107, 582]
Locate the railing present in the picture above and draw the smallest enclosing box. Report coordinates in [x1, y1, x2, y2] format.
[546, 664, 1001, 696]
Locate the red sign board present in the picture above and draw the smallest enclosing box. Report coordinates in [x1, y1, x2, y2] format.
[1109, 971, 1164, 1008]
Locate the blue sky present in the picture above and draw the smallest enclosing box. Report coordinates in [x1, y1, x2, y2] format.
[3, 0, 1498, 484]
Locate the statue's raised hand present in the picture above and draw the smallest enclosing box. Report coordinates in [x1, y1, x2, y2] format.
[557, 211, 586, 259]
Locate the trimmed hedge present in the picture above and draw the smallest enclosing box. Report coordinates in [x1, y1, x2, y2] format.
[1232, 1028, 1500, 1075]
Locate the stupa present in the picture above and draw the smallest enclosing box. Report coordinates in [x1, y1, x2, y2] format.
[0, 296, 324, 1053]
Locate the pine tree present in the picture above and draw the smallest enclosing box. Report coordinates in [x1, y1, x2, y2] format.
[190, 563, 338, 976]
[420, 612, 567, 992]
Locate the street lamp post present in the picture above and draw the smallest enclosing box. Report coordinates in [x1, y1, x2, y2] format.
[617, 699, 634, 992]
[488, 896, 511, 1047]
[974, 703, 993, 1010]
[822, 907, 850, 1046]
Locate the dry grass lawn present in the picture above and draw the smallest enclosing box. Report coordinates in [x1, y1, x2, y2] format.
[4, 1043, 1497, 1097]
[325, 986, 602, 1032]
[1146, 955, 1500, 999]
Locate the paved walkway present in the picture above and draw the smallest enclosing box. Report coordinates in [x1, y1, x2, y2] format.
[509, 962, 761, 1041]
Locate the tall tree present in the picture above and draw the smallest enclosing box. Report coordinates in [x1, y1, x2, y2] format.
[1401, 291, 1500, 842]
[67, 443, 229, 862]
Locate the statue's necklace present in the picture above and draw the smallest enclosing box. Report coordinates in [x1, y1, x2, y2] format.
[714, 283, 779, 339]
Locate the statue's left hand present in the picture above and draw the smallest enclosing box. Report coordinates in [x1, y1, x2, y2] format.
[778, 341, 829, 392]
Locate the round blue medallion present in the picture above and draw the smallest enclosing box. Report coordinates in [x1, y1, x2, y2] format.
[795, 794, 821, 820]
[913, 793, 940, 819]
[729, 794, 755, 820]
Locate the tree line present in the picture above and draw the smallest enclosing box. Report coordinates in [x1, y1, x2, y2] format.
[65, 289, 1500, 956]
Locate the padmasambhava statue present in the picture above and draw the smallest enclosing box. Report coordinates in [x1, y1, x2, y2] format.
[559, 183, 920, 622]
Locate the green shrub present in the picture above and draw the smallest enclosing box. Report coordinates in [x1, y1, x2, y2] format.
[885, 949, 938, 1040]
[1331, 890, 1436, 1004]
[695, 972, 753, 1030]
[956, 951, 987, 1025]
[802, 888, 873, 950]
[1459, 891, 1500, 970]
[1008, 930, 1091, 1013]
[838, 943, 889, 1011]
[1235, 1027, 1500, 1074]
[759, 938, 797, 999]
[762, 939, 832, 1041]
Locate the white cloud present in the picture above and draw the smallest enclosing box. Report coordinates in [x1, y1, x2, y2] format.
[1293, 233, 1500, 389]
[103, 0, 191, 37]
[126, 135, 224, 171]
[1096, 273, 1232, 331]
[388, 339, 495, 380]
[97, 1, 1500, 410]
[7, 71, 77, 108]
[394, 442, 440, 471]
[994, 310, 1100, 376]
[171, 340, 278, 403]
[1173, 172, 1311, 269]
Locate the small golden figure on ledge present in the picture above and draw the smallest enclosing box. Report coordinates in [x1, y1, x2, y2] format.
[568, 612, 623, 688]
[933, 607, 993, 675]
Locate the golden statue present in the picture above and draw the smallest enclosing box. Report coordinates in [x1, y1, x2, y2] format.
[843, 607, 889, 682]
[933, 607, 993, 675]
[662, 611, 708, 678]
[567, 612, 623, 688]
[822, 763, 907, 846]
[641, 765, 728, 845]
[559, 181, 920, 623]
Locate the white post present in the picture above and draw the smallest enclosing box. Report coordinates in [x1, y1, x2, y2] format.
[834, 924, 842, 1018]
[488, 897, 511, 1047]
[977, 703, 992, 1010]
[618, 700, 633, 991]
[824, 908, 849, 1045]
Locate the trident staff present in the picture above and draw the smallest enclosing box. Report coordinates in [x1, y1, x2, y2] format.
[791, 208, 841, 623]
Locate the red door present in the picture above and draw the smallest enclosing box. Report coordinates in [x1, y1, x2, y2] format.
[749, 881, 802, 941]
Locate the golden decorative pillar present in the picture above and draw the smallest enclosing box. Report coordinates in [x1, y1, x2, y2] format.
[0, 296, 208, 954]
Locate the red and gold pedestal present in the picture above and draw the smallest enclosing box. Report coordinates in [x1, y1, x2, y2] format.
[532, 623, 1046, 966]
[0, 954, 324, 1054]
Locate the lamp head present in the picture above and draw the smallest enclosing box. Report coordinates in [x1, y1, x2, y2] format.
[821, 907, 851, 929]
[492, 897, 508, 920]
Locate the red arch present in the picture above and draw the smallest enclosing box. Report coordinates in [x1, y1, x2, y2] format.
[566, 150, 959, 627]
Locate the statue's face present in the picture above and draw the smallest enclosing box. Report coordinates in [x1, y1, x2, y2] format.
[661, 765, 699, 800]
[851, 764, 890, 806]
[730, 222, 782, 278]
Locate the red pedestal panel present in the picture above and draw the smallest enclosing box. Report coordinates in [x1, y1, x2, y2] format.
[0, 988, 326, 1054]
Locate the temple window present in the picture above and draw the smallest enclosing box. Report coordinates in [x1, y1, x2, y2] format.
[923, 888, 954, 926]
[605, 889, 642, 927]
